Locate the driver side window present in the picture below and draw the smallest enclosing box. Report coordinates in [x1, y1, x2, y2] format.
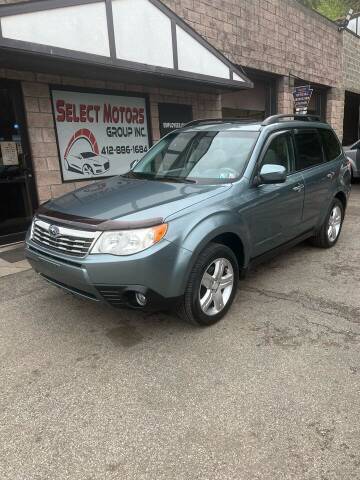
[261, 133, 294, 174]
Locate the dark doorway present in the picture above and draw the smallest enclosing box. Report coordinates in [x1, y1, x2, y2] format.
[0, 80, 37, 245]
[158, 103, 193, 138]
[343, 91, 360, 146]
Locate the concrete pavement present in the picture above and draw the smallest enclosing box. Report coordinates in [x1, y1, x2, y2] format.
[1, 185, 359, 480]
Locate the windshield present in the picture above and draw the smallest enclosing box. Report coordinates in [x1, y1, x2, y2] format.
[81, 152, 97, 159]
[131, 130, 258, 183]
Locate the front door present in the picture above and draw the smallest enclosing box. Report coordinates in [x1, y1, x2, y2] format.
[242, 130, 305, 258]
[0, 80, 37, 245]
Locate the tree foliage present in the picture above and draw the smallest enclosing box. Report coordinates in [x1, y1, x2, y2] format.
[298, 0, 360, 20]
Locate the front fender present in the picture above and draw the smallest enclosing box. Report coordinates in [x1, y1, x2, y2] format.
[165, 209, 251, 295]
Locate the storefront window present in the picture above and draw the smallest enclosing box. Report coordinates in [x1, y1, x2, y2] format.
[0, 82, 36, 244]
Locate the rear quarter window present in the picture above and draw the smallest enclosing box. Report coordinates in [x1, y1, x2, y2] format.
[318, 129, 342, 161]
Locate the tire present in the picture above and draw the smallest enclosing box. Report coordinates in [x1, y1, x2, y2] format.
[178, 243, 239, 326]
[311, 198, 344, 249]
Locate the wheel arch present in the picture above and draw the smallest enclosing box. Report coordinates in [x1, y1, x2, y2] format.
[210, 232, 245, 273]
[335, 190, 347, 211]
[182, 228, 248, 290]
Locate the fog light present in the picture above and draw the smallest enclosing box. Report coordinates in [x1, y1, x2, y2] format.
[135, 293, 147, 306]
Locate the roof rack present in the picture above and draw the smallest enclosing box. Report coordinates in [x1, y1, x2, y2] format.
[262, 114, 322, 126]
[184, 118, 255, 128]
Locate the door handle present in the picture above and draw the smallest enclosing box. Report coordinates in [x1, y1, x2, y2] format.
[326, 171, 335, 179]
[292, 183, 304, 192]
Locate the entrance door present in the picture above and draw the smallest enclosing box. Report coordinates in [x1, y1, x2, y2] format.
[0, 80, 37, 245]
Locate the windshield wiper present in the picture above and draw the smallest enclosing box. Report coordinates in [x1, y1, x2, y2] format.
[122, 171, 196, 183]
[154, 176, 197, 184]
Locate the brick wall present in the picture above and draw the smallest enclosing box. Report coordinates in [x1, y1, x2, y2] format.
[343, 30, 360, 95]
[162, 0, 343, 88]
[0, 68, 221, 203]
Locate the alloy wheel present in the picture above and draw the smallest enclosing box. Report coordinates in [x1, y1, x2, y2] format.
[327, 205, 342, 242]
[199, 258, 234, 316]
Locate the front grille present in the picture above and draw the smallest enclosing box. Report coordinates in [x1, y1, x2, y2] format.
[31, 219, 98, 257]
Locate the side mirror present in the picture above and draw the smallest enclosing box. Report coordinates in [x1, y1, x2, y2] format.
[130, 159, 140, 170]
[256, 164, 287, 185]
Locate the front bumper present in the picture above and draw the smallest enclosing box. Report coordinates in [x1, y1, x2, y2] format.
[25, 236, 192, 310]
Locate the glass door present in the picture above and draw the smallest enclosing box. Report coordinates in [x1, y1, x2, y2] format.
[0, 80, 38, 245]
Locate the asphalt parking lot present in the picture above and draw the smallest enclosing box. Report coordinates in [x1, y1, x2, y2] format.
[1, 184, 360, 480]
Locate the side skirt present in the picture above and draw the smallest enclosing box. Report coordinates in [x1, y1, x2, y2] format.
[243, 229, 315, 274]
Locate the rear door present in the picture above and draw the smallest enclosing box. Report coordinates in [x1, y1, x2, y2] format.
[243, 130, 305, 258]
[293, 128, 336, 230]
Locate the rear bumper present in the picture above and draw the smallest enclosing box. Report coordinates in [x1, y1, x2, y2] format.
[25, 237, 192, 310]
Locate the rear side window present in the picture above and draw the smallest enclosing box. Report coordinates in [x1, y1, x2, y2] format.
[294, 130, 324, 170]
[319, 129, 342, 161]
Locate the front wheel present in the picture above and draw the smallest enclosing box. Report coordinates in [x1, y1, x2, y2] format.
[311, 198, 344, 248]
[178, 243, 239, 326]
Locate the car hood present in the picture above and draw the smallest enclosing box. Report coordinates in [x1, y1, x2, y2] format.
[89, 155, 108, 165]
[39, 175, 231, 226]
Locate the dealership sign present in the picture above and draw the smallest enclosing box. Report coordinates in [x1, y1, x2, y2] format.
[51, 88, 150, 181]
[293, 85, 313, 115]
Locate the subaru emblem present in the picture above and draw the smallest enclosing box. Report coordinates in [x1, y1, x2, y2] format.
[49, 225, 60, 238]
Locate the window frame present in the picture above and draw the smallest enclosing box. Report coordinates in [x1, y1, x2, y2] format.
[292, 127, 326, 173]
[317, 127, 342, 162]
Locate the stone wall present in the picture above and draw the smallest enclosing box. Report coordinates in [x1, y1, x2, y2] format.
[343, 30, 360, 95]
[162, 0, 343, 88]
[0, 68, 221, 203]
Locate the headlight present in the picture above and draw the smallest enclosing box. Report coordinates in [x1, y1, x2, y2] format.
[30, 218, 36, 239]
[91, 224, 168, 256]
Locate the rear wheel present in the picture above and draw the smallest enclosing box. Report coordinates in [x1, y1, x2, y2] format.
[311, 198, 344, 248]
[178, 243, 239, 326]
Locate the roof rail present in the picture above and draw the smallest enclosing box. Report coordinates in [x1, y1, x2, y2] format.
[262, 114, 322, 126]
[184, 118, 255, 128]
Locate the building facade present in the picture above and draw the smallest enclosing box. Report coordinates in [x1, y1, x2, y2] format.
[163, 0, 345, 136]
[0, 0, 359, 245]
